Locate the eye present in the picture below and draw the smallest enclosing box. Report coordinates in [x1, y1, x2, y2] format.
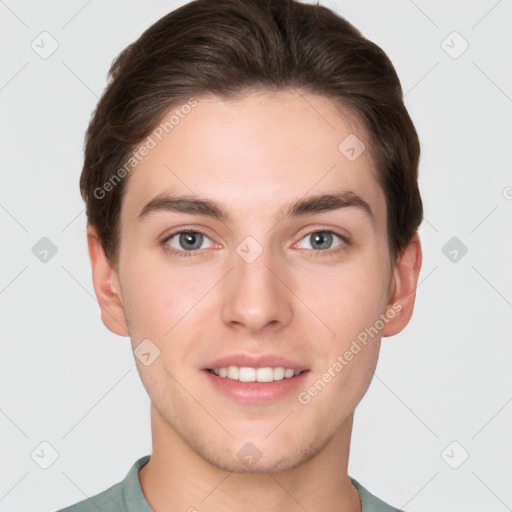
[162, 229, 348, 258]
[163, 230, 214, 255]
[296, 230, 347, 252]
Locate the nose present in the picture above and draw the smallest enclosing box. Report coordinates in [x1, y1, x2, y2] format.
[220, 240, 293, 334]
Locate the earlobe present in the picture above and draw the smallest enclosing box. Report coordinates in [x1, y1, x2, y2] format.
[381, 232, 423, 337]
[86, 225, 130, 337]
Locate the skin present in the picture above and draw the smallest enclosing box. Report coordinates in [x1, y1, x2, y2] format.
[87, 89, 422, 512]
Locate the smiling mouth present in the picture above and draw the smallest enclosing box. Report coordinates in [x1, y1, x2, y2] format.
[207, 366, 305, 383]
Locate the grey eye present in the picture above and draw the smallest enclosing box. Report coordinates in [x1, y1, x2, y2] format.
[299, 231, 343, 251]
[166, 231, 213, 251]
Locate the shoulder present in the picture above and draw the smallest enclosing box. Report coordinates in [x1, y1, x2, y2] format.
[350, 477, 405, 512]
[56, 455, 151, 512]
[56, 481, 125, 512]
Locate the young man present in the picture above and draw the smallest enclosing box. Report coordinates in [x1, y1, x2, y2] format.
[59, 0, 423, 510]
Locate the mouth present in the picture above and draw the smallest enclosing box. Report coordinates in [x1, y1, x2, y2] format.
[203, 365, 310, 404]
[206, 366, 305, 383]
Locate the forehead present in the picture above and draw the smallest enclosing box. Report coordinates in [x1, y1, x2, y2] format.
[121, 89, 386, 225]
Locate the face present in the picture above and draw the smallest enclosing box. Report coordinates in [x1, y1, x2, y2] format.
[111, 90, 399, 473]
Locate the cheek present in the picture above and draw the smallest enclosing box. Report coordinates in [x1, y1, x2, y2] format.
[298, 257, 391, 343]
[294, 265, 388, 414]
[120, 250, 218, 342]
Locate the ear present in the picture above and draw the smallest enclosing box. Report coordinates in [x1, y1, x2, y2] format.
[86, 224, 129, 337]
[381, 231, 422, 337]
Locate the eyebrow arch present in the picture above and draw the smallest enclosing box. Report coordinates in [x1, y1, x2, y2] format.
[138, 190, 374, 224]
[286, 191, 374, 222]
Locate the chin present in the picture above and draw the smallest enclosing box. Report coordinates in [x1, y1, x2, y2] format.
[194, 431, 330, 475]
[205, 449, 300, 474]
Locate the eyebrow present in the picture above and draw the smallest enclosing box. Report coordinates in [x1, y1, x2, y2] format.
[138, 190, 375, 224]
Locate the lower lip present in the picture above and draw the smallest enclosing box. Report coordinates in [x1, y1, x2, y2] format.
[203, 370, 310, 404]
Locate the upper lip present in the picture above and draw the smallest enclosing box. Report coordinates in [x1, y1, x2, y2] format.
[203, 353, 308, 371]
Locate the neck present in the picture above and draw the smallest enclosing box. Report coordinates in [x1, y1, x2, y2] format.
[138, 403, 361, 512]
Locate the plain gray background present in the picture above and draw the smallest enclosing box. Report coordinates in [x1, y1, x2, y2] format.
[1, 1, 511, 511]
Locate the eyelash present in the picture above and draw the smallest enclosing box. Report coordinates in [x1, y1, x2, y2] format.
[161, 228, 350, 258]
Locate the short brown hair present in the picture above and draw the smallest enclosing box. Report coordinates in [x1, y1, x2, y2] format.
[80, 0, 423, 264]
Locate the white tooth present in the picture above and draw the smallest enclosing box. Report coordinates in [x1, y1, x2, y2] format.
[256, 367, 274, 382]
[217, 365, 301, 382]
[239, 367, 256, 382]
[273, 367, 285, 380]
[227, 366, 239, 380]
